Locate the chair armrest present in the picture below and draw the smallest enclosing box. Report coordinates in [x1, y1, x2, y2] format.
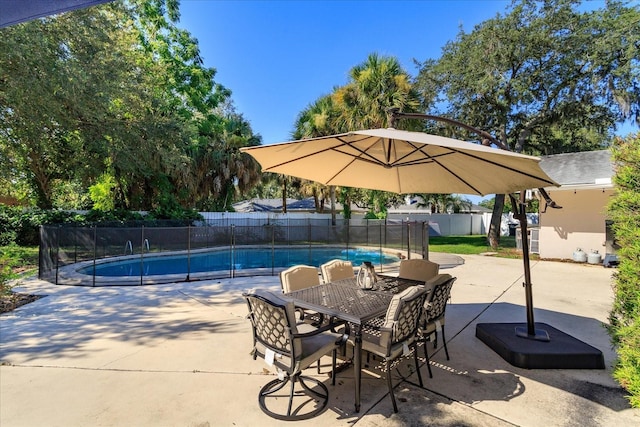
[378, 325, 394, 350]
[296, 307, 325, 325]
[293, 317, 350, 345]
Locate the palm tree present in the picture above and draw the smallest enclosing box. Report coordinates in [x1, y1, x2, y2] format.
[292, 96, 337, 214]
[292, 95, 340, 139]
[332, 54, 422, 217]
[333, 53, 421, 130]
[415, 194, 472, 213]
[299, 180, 328, 212]
[189, 110, 262, 211]
[291, 53, 424, 219]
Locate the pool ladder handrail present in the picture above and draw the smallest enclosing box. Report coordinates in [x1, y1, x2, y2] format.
[143, 238, 150, 253]
[124, 240, 133, 255]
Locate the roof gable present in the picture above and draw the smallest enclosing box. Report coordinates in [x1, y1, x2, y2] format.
[540, 150, 613, 188]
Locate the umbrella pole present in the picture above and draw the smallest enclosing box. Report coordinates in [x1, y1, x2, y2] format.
[511, 192, 550, 342]
[476, 191, 602, 369]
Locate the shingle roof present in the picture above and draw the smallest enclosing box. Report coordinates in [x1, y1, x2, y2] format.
[540, 150, 613, 188]
[232, 197, 351, 213]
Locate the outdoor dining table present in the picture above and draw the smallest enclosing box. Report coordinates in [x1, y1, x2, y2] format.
[285, 275, 421, 413]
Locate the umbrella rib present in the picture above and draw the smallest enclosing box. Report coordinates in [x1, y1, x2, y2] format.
[325, 156, 359, 186]
[387, 142, 484, 193]
[429, 162, 483, 195]
[259, 141, 354, 171]
[402, 142, 556, 187]
[338, 135, 392, 166]
[261, 144, 391, 173]
[399, 142, 556, 193]
[455, 149, 558, 186]
[387, 141, 424, 167]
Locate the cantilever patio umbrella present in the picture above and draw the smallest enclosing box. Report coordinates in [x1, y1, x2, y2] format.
[242, 128, 605, 370]
[240, 128, 557, 195]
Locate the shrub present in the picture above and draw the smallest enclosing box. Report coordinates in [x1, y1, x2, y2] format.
[0, 205, 19, 245]
[0, 204, 205, 246]
[0, 205, 83, 246]
[607, 133, 640, 408]
[1, 245, 39, 293]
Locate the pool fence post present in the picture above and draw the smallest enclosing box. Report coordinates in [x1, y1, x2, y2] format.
[73, 224, 77, 264]
[230, 224, 235, 278]
[54, 225, 60, 285]
[406, 220, 411, 260]
[422, 221, 429, 260]
[378, 221, 383, 273]
[346, 218, 350, 255]
[271, 224, 275, 276]
[383, 218, 387, 250]
[307, 219, 311, 265]
[366, 218, 369, 246]
[140, 225, 144, 286]
[187, 225, 191, 281]
[92, 225, 97, 287]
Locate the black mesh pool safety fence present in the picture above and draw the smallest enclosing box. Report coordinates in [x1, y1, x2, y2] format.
[39, 219, 431, 286]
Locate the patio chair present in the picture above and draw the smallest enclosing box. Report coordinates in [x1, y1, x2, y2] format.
[352, 285, 429, 413]
[420, 274, 456, 378]
[243, 289, 349, 421]
[320, 259, 354, 283]
[398, 259, 440, 284]
[279, 264, 323, 326]
[279, 264, 320, 293]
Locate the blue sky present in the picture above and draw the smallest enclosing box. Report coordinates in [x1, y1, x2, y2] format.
[178, 0, 519, 145]
[178, 0, 634, 145]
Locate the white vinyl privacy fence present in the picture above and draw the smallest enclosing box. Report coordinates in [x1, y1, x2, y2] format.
[198, 211, 493, 236]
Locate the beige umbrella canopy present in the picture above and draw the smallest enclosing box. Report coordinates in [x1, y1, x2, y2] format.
[240, 128, 558, 195]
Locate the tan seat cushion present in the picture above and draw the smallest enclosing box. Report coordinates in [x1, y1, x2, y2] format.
[398, 259, 439, 283]
[279, 265, 320, 293]
[320, 259, 354, 283]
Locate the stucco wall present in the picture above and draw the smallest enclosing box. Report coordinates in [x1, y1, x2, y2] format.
[538, 188, 614, 260]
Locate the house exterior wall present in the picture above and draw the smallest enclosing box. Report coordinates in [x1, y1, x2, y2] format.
[538, 188, 614, 260]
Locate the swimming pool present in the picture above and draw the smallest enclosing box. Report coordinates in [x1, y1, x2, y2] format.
[65, 246, 401, 286]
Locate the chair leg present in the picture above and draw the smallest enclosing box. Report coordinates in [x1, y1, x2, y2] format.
[442, 327, 450, 360]
[424, 338, 433, 378]
[287, 375, 296, 417]
[413, 343, 424, 387]
[386, 362, 398, 413]
[332, 349, 337, 386]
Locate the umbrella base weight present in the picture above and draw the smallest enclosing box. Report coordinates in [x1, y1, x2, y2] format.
[476, 322, 605, 369]
[515, 326, 550, 342]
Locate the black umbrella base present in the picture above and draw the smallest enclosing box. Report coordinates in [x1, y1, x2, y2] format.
[476, 322, 605, 369]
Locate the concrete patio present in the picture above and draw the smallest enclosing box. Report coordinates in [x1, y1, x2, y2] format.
[1, 254, 638, 426]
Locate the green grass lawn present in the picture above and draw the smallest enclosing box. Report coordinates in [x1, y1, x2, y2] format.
[429, 235, 526, 258]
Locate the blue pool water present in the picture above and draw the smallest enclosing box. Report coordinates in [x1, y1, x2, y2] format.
[78, 247, 399, 277]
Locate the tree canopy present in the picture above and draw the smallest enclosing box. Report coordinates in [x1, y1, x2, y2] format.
[414, 0, 638, 155]
[0, 0, 261, 211]
[413, 0, 639, 246]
